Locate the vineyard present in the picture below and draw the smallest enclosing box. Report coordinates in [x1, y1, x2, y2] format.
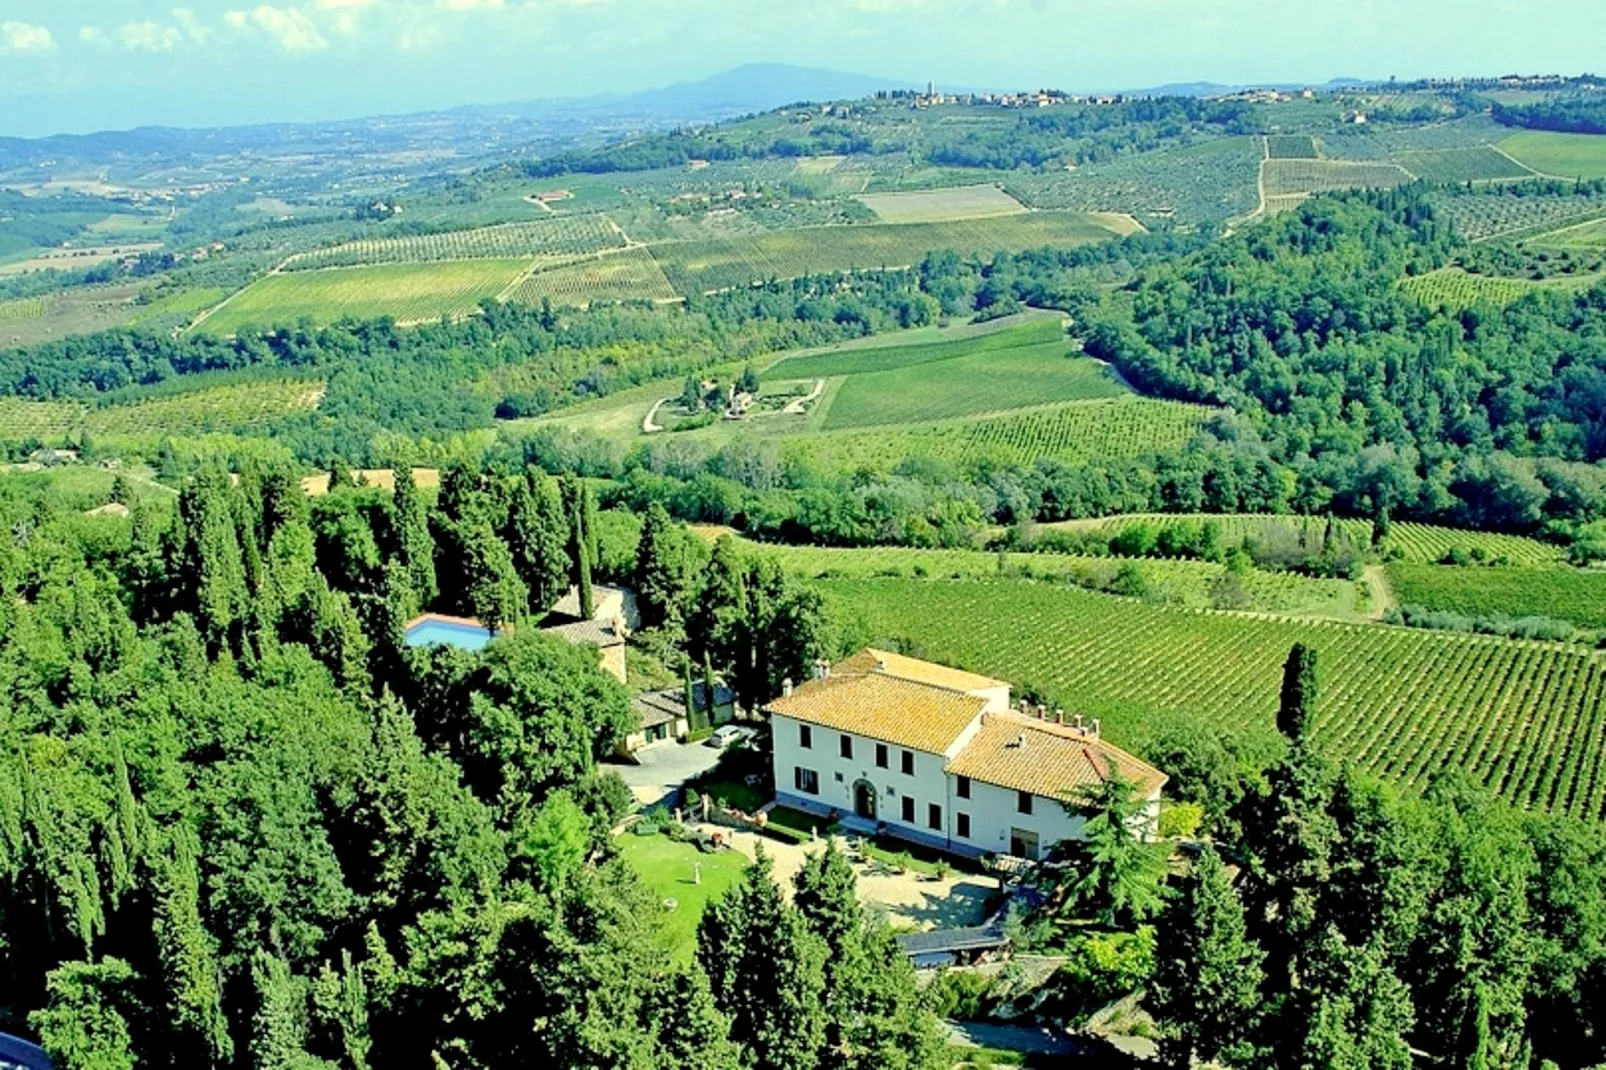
[1262, 159, 1412, 197]
[1382, 521, 1566, 566]
[199, 260, 530, 334]
[1387, 563, 1606, 630]
[1392, 146, 1534, 183]
[648, 212, 1123, 295]
[783, 396, 1211, 472]
[1534, 215, 1606, 248]
[0, 296, 48, 323]
[816, 577, 1606, 820]
[506, 248, 679, 306]
[1265, 135, 1318, 159]
[1053, 512, 1376, 551]
[1435, 192, 1606, 242]
[0, 381, 324, 440]
[1401, 266, 1602, 309]
[750, 542, 1360, 618]
[819, 339, 1126, 430]
[1004, 137, 1263, 226]
[281, 216, 626, 271]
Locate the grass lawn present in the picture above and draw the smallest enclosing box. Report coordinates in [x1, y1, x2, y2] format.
[614, 832, 748, 960]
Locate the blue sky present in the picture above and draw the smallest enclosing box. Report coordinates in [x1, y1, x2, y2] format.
[1, 0, 1602, 138]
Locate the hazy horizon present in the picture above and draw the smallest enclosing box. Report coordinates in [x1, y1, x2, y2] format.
[1, 0, 1603, 139]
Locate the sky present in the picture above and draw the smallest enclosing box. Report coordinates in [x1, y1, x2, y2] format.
[0, 0, 1603, 138]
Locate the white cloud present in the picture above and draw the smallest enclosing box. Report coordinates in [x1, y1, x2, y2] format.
[78, 26, 108, 47]
[226, 5, 329, 50]
[316, 0, 377, 8]
[120, 21, 185, 52]
[316, 0, 375, 35]
[436, 0, 504, 9]
[1, 21, 56, 53]
[172, 8, 216, 44]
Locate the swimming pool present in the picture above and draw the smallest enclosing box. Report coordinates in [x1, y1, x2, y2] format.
[404, 617, 496, 652]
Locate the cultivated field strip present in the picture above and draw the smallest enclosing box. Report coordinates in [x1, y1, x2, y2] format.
[818, 577, 1606, 819]
[1401, 267, 1604, 310]
[0, 380, 324, 439]
[1262, 159, 1412, 197]
[783, 396, 1210, 471]
[506, 247, 679, 306]
[281, 215, 626, 271]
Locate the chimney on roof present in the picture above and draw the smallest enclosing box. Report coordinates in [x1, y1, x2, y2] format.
[1055, 709, 1065, 724]
[782, 678, 794, 697]
[875, 658, 887, 673]
[1011, 733, 1026, 749]
[1036, 704, 1048, 721]
[1073, 713, 1084, 731]
[1018, 699, 1030, 715]
[1090, 718, 1101, 740]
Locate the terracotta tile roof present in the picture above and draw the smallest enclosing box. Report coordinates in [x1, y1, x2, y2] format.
[766, 672, 987, 755]
[835, 648, 1006, 694]
[543, 617, 626, 649]
[633, 682, 735, 729]
[946, 712, 1168, 800]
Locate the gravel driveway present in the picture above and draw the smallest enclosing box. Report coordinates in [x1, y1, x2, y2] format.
[603, 741, 726, 807]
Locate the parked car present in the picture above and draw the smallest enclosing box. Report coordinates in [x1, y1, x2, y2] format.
[0, 1033, 53, 1070]
[706, 725, 749, 749]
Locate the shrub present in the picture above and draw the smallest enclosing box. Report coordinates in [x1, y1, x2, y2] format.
[1158, 800, 1204, 839]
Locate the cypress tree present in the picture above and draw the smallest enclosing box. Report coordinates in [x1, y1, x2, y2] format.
[698, 847, 826, 1070]
[1278, 643, 1320, 743]
[328, 458, 353, 492]
[1151, 844, 1264, 1069]
[178, 468, 249, 653]
[703, 652, 719, 726]
[392, 467, 437, 607]
[684, 659, 702, 733]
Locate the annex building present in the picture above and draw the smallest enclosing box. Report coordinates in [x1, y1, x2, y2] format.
[767, 649, 1166, 860]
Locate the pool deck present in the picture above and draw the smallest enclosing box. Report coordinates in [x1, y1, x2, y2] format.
[404, 612, 509, 633]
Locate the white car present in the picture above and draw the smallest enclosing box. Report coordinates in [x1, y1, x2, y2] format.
[706, 725, 749, 749]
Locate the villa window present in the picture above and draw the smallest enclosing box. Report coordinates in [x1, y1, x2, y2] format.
[956, 775, 971, 799]
[795, 768, 819, 795]
[839, 734, 853, 760]
[901, 796, 915, 823]
[875, 743, 889, 768]
[799, 724, 812, 749]
[956, 812, 971, 838]
[928, 803, 942, 831]
[1017, 791, 1033, 815]
[901, 750, 915, 776]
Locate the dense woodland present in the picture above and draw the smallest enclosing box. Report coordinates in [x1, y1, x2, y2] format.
[1, 461, 1604, 1068]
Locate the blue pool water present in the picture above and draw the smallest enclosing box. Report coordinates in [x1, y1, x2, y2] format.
[405, 619, 495, 651]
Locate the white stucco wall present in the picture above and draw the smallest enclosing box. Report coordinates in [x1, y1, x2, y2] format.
[771, 714, 952, 840]
[772, 711, 1163, 859]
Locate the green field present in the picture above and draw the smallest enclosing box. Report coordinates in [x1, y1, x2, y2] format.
[615, 832, 747, 960]
[817, 577, 1606, 820]
[0, 295, 48, 323]
[1382, 521, 1567, 566]
[507, 247, 679, 306]
[1534, 215, 1606, 248]
[1262, 159, 1412, 197]
[819, 339, 1125, 430]
[126, 287, 228, 326]
[764, 317, 1064, 380]
[856, 185, 1029, 224]
[1498, 131, 1606, 180]
[1439, 193, 1606, 242]
[1387, 563, 1606, 630]
[785, 396, 1211, 471]
[1401, 266, 1603, 309]
[1394, 146, 1534, 183]
[753, 541, 1362, 618]
[649, 212, 1125, 295]
[199, 260, 530, 333]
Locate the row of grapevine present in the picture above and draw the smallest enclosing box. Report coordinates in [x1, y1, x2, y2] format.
[281, 215, 626, 272]
[1262, 159, 1412, 197]
[0, 381, 325, 440]
[507, 248, 679, 307]
[818, 576, 1606, 819]
[781, 397, 1210, 472]
[1392, 147, 1533, 183]
[1400, 267, 1601, 309]
[1435, 193, 1606, 242]
[0, 296, 48, 324]
[1062, 512, 1376, 550]
[1382, 521, 1565, 566]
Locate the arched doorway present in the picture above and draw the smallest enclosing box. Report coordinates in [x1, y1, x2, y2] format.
[852, 779, 878, 821]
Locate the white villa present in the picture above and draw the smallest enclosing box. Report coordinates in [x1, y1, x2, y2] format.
[767, 649, 1166, 861]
